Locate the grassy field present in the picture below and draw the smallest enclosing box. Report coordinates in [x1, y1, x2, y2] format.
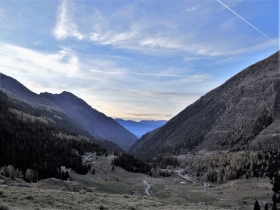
[0, 184, 225, 210]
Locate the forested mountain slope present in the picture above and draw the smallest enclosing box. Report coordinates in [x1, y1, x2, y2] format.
[40, 92, 138, 150]
[0, 73, 136, 151]
[0, 90, 108, 179]
[130, 51, 280, 160]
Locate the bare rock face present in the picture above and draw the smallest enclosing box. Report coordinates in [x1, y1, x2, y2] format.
[130, 51, 280, 160]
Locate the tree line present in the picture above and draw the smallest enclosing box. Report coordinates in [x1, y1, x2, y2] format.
[190, 149, 280, 183]
[112, 152, 151, 175]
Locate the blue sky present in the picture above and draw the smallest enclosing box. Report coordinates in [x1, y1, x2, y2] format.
[0, 0, 278, 121]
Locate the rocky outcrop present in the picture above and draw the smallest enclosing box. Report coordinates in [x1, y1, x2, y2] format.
[130, 51, 280, 160]
[0, 175, 31, 188]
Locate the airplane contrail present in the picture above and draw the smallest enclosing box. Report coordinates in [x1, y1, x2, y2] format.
[216, 0, 279, 46]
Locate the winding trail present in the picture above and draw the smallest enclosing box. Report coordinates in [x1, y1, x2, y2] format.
[143, 179, 152, 197]
[174, 169, 196, 184]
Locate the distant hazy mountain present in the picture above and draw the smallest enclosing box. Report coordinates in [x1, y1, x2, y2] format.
[40, 92, 138, 150]
[130, 51, 280, 160]
[0, 73, 137, 151]
[115, 119, 167, 138]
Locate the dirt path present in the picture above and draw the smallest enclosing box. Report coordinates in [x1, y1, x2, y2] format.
[174, 169, 196, 184]
[143, 179, 152, 197]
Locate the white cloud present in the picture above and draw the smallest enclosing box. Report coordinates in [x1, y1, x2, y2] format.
[81, 2, 232, 56]
[139, 38, 180, 49]
[54, 0, 84, 40]
[51, 0, 278, 59]
[186, 7, 197, 12]
[0, 43, 79, 78]
[0, 42, 215, 121]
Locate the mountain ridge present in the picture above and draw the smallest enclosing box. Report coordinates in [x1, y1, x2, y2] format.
[0, 73, 137, 151]
[130, 51, 280, 160]
[40, 92, 138, 150]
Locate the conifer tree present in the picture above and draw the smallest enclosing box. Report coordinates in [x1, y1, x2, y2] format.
[273, 193, 278, 203]
[264, 203, 268, 210]
[253, 200, 260, 210]
[272, 202, 277, 210]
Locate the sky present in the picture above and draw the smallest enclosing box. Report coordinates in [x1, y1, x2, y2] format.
[0, 0, 279, 121]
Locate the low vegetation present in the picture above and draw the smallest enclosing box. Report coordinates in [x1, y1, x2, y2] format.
[0, 184, 223, 210]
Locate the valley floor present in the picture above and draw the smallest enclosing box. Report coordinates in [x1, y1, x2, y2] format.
[0, 154, 273, 210]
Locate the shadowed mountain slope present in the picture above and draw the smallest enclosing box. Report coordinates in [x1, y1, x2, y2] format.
[0, 73, 134, 151]
[0, 73, 60, 110]
[130, 51, 280, 160]
[40, 92, 138, 151]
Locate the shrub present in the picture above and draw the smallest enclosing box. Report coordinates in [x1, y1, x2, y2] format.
[0, 166, 8, 177]
[128, 205, 137, 210]
[25, 169, 35, 183]
[0, 205, 10, 210]
[24, 195, 34, 200]
[98, 205, 106, 210]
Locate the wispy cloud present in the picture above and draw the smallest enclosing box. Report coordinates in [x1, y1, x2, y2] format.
[186, 7, 197, 12]
[0, 0, 277, 121]
[88, 69, 209, 82]
[184, 56, 200, 61]
[0, 43, 79, 79]
[32, 42, 41, 46]
[89, 69, 188, 78]
[54, 0, 84, 40]
[129, 113, 162, 117]
[139, 38, 180, 49]
[51, 0, 277, 58]
[102, 55, 133, 60]
[165, 114, 173, 117]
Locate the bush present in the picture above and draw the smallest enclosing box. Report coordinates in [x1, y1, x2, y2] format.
[25, 169, 35, 183]
[0, 205, 10, 210]
[0, 166, 8, 177]
[128, 205, 137, 210]
[98, 205, 106, 210]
